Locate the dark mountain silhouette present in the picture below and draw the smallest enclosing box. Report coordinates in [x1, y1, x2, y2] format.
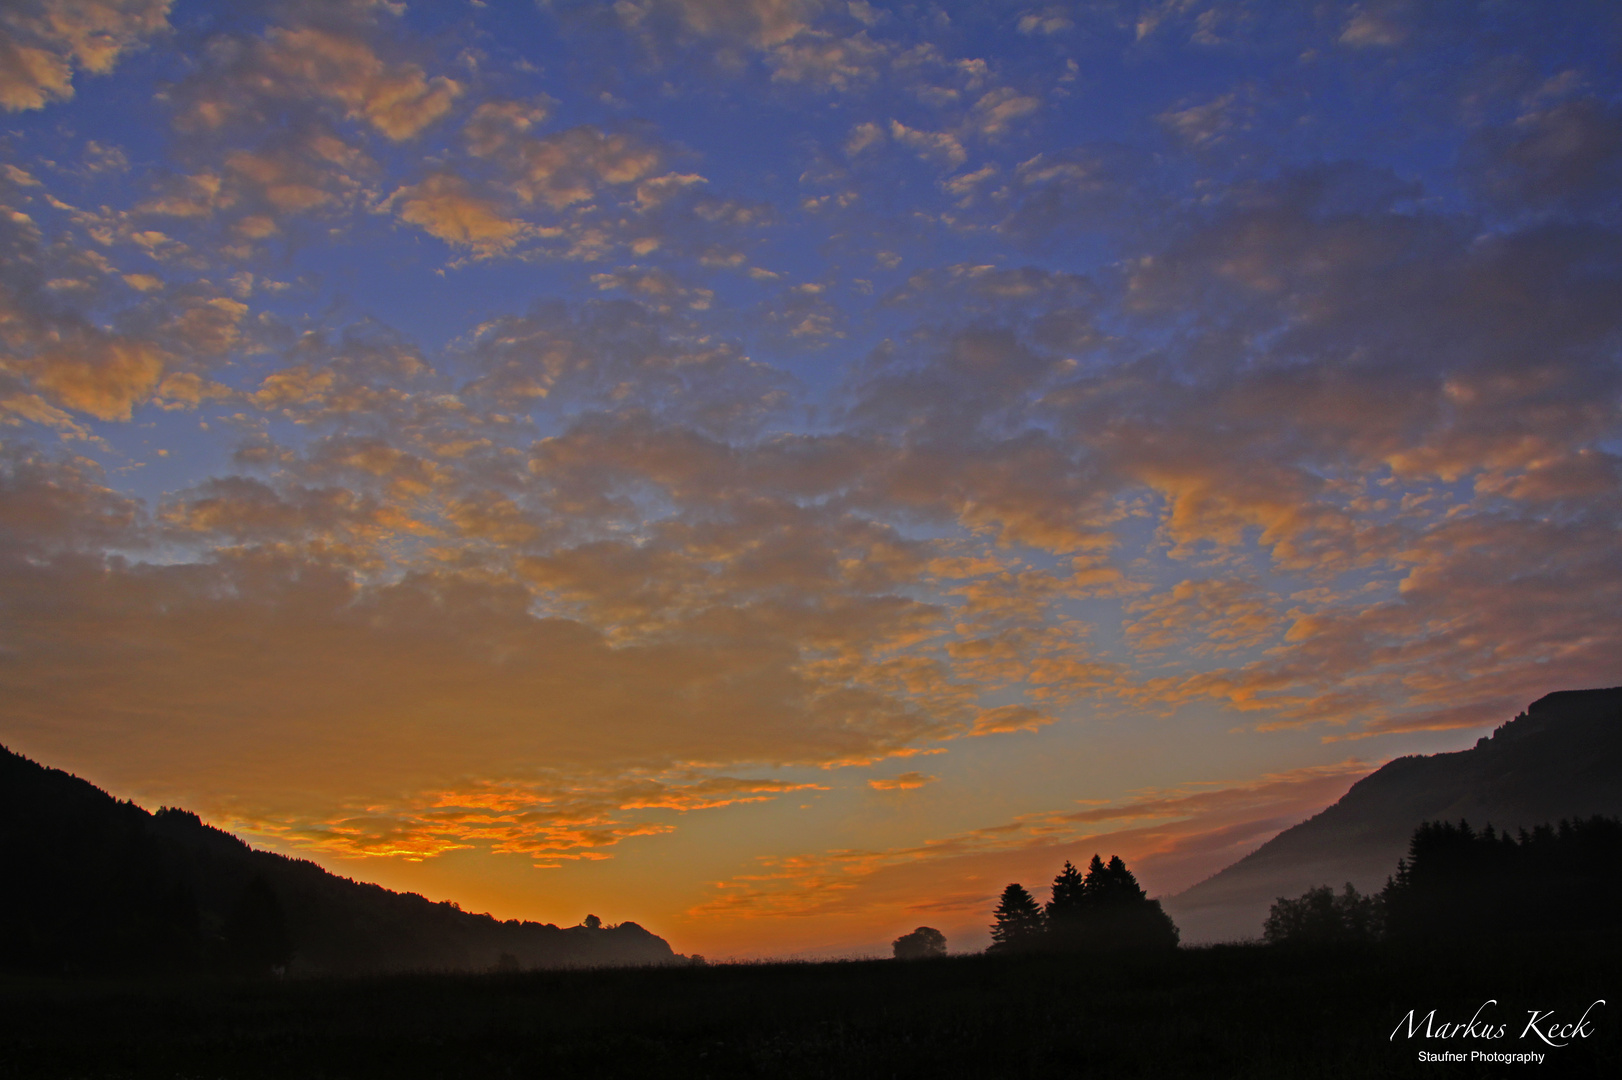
[1165, 687, 1622, 943]
[0, 744, 684, 976]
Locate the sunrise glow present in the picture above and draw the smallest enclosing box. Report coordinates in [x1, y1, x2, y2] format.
[2, 0, 1618, 960]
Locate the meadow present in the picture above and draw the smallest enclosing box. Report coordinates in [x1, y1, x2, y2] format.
[2, 939, 1615, 1079]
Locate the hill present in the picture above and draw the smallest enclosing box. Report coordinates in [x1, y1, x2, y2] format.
[1164, 687, 1622, 943]
[0, 745, 684, 977]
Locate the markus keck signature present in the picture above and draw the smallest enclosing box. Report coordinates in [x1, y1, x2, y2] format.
[1390, 999, 1605, 1064]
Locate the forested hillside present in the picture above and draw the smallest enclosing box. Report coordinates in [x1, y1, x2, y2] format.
[1166, 687, 1622, 941]
[0, 746, 683, 976]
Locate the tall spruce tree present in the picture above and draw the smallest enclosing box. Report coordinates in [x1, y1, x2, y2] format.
[989, 883, 1046, 951]
[1065, 854, 1180, 952]
[1045, 860, 1086, 941]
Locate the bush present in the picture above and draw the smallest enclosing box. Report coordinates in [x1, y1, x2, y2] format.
[892, 927, 947, 960]
[1264, 884, 1381, 946]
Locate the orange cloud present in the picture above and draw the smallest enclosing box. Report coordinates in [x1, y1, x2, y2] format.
[967, 704, 1050, 736]
[31, 335, 165, 421]
[386, 172, 528, 254]
[1124, 578, 1282, 656]
[0, 0, 169, 112]
[868, 771, 935, 791]
[612, 0, 817, 49]
[261, 24, 461, 140]
[235, 774, 829, 868]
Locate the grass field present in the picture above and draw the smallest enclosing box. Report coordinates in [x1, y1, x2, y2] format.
[2, 940, 1616, 1078]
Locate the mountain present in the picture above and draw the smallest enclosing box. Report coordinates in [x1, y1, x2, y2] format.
[0, 745, 685, 977]
[1164, 687, 1622, 944]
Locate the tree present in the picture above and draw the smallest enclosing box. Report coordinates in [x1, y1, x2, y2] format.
[1381, 815, 1622, 943]
[989, 883, 1046, 951]
[1045, 861, 1085, 925]
[1264, 883, 1382, 946]
[892, 926, 947, 960]
[1065, 854, 1180, 952]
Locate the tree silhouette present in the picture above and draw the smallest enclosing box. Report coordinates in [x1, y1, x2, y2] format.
[1382, 816, 1622, 943]
[1066, 854, 1180, 952]
[892, 926, 947, 959]
[989, 883, 1046, 951]
[1044, 860, 1085, 935]
[1264, 883, 1382, 946]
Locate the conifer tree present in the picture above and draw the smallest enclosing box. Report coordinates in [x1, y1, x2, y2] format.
[989, 883, 1045, 950]
[1045, 860, 1086, 942]
[1046, 861, 1084, 915]
[1064, 854, 1180, 952]
[1079, 853, 1112, 903]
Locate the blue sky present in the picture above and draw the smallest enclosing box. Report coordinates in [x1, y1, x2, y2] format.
[1, 0, 1619, 957]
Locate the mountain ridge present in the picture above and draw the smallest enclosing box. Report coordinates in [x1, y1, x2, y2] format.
[0, 744, 686, 976]
[1163, 686, 1622, 943]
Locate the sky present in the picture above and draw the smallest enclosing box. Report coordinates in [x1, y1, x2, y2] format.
[0, 0, 1619, 959]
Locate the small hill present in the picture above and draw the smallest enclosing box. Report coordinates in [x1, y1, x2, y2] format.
[0, 745, 684, 977]
[1164, 687, 1622, 943]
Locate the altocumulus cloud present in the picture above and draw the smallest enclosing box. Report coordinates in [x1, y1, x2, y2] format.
[0, 0, 1617, 954]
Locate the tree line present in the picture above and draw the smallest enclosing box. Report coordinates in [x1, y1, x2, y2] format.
[993, 854, 1180, 953]
[1265, 815, 1622, 947]
[896, 814, 1622, 958]
[893, 854, 1179, 959]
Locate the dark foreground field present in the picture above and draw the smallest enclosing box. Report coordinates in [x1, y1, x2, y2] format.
[2, 941, 1616, 1079]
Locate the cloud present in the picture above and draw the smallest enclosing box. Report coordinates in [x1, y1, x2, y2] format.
[590, 266, 715, 313]
[1, 0, 1619, 959]
[379, 120, 671, 261]
[0, 443, 143, 550]
[171, 9, 460, 141]
[464, 299, 790, 433]
[996, 144, 1157, 241]
[687, 759, 1374, 926]
[1338, 4, 1408, 48]
[886, 120, 964, 168]
[493, 126, 662, 210]
[609, 0, 820, 49]
[463, 98, 552, 156]
[1124, 579, 1282, 656]
[160, 475, 400, 551]
[968, 704, 1050, 736]
[1017, 9, 1073, 37]
[0, 0, 170, 112]
[970, 87, 1040, 138]
[868, 771, 935, 791]
[386, 172, 528, 254]
[769, 30, 886, 92]
[0, 195, 202, 426]
[237, 774, 829, 867]
[1156, 91, 1243, 149]
[1469, 97, 1622, 216]
[0, 538, 951, 823]
[844, 120, 884, 156]
[260, 24, 461, 140]
[29, 335, 165, 420]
